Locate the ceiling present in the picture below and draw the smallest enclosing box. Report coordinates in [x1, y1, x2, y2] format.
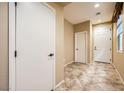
[55, 2, 71, 7]
[64, 2, 115, 24]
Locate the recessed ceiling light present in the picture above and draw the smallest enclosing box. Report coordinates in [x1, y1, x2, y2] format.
[94, 3, 100, 8]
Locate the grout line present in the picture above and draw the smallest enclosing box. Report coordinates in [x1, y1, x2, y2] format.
[64, 61, 74, 67]
[55, 61, 74, 89]
[55, 80, 65, 89]
[112, 63, 124, 85]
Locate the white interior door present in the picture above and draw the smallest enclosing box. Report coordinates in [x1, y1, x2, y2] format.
[93, 24, 112, 63]
[75, 32, 87, 63]
[15, 3, 55, 90]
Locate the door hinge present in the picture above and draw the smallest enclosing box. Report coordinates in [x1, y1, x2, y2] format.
[15, 50, 17, 58]
[15, 2, 17, 6]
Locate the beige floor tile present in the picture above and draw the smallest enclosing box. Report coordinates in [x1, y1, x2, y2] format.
[55, 62, 124, 91]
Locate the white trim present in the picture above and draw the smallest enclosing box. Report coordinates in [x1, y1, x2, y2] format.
[112, 63, 124, 85]
[42, 2, 55, 14]
[55, 80, 65, 89]
[9, 2, 56, 91]
[53, 7, 56, 91]
[9, 2, 16, 91]
[64, 61, 74, 67]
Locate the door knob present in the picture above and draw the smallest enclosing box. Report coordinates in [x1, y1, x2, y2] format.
[94, 46, 97, 50]
[76, 48, 78, 50]
[48, 53, 54, 57]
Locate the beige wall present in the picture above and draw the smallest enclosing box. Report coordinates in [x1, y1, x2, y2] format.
[74, 20, 91, 32]
[48, 3, 64, 85]
[113, 4, 124, 81]
[0, 3, 9, 90]
[74, 20, 92, 63]
[64, 19, 74, 65]
[113, 23, 124, 81]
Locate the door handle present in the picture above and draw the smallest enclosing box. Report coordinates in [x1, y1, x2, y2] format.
[48, 53, 54, 57]
[76, 48, 78, 51]
[94, 46, 97, 50]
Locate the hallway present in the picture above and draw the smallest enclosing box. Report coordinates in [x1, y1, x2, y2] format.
[0, 2, 124, 91]
[56, 62, 124, 91]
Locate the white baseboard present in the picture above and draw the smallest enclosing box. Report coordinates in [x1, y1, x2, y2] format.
[112, 63, 124, 85]
[55, 80, 64, 89]
[64, 61, 74, 67]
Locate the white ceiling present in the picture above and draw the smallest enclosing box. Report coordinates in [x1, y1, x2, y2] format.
[64, 2, 115, 24]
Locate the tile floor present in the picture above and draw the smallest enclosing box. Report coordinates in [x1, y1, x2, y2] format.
[55, 62, 124, 91]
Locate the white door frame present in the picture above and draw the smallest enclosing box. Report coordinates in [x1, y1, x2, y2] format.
[9, 2, 56, 91]
[75, 31, 88, 63]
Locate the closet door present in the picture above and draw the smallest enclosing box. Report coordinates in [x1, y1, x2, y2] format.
[75, 32, 87, 63]
[16, 3, 55, 90]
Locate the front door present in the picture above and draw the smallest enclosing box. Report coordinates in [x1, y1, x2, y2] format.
[93, 24, 112, 63]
